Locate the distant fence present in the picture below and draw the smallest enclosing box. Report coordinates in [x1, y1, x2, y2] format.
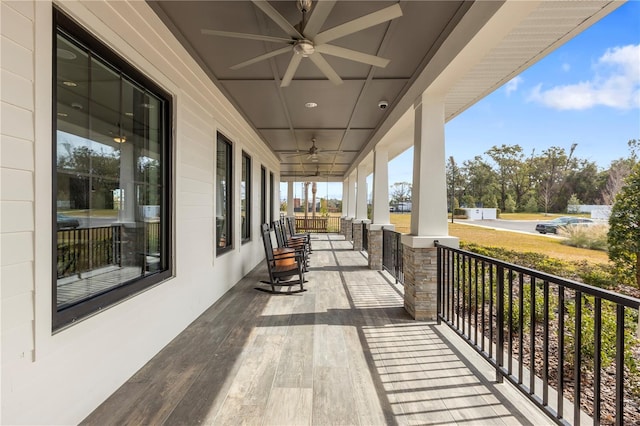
[295, 216, 340, 233]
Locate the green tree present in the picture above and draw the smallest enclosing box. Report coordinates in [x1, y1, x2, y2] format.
[390, 182, 412, 204]
[566, 194, 581, 213]
[462, 156, 498, 204]
[503, 194, 516, 213]
[486, 144, 531, 210]
[481, 193, 498, 208]
[531, 144, 578, 214]
[608, 163, 640, 287]
[524, 196, 539, 213]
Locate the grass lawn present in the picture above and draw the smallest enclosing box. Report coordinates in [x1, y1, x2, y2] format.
[389, 213, 609, 265]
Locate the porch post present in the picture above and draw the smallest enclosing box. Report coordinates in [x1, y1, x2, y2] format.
[402, 93, 459, 320]
[369, 146, 393, 270]
[345, 172, 356, 241]
[340, 179, 349, 236]
[353, 163, 369, 250]
[286, 181, 294, 217]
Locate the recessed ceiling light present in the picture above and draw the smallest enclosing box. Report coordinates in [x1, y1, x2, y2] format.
[71, 102, 83, 110]
[113, 136, 126, 144]
[305, 102, 318, 108]
[140, 103, 154, 109]
[125, 112, 134, 117]
[57, 112, 68, 117]
[62, 81, 77, 87]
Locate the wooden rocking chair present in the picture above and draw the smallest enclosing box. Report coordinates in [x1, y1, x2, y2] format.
[272, 220, 309, 268]
[258, 223, 306, 294]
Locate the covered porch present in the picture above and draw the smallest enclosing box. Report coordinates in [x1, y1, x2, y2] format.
[83, 234, 550, 425]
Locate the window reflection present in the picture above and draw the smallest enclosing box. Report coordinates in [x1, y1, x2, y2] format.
[216, 134, 233, 253]
[54, 20, 170, 328]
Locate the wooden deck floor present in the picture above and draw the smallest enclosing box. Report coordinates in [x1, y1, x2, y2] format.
[83, 234, 552, 425]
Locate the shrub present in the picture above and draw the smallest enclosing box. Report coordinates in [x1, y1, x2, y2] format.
[524, 197, 539, 213]
[558, 223, 609, 251]
[504, 195, 516, 213]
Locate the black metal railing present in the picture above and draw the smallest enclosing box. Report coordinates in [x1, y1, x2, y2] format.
[57, 225, 122, 278]
[436, 243, 640, 425]
[382, 228, 403, 284]
[362, 224, 368, 252]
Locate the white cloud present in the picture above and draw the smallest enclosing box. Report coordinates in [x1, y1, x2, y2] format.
[562, 63, 571, 72]
[504, 76, 523, 96]
[528, 44, 640, 110]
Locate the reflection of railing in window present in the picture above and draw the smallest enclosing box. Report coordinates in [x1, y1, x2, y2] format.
[57, 226, 122, 278]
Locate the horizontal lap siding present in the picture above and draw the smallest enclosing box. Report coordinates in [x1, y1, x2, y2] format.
[1, 0, 280, 424]
[0, 0, 37, 382]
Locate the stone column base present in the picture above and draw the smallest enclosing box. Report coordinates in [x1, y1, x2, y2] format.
[345, 218, 353, 241]
[353, 221, 363, 250]
[403, 245, 438, 320]
[367, 228, 382, 270]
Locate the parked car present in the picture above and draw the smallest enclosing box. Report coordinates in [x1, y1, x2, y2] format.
[56, 213, 80, 230]
[535, 216, 594, 234]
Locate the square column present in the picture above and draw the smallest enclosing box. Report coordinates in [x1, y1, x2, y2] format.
[368, 147, 394, 270]
[355, 164, 368, 221]
[403, 93, 459, 320]
[287, 181, 294, 217]
[344, 218, 354, 241]
[347, 171, 356, 219]
[340, 179, 349, 236]
[366, 224, 393, 270]
[352, 219, 370, 251]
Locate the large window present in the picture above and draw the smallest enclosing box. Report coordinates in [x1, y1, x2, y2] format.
[261, 166, 267, 226]
[241, 152, 251, 243]
[216, 133, 233, 254]
[53, 10, 172, 330]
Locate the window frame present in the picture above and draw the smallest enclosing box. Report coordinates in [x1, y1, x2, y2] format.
[52, 9, 173, 331]
[241, 151, 251, 243]
[269, 172, 275, 225]
[260, 166, 267, 226]
[216, 133, 234, 255]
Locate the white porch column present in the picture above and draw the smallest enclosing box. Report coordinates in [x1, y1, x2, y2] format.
[353, 163, 369, 250]
[340, 179, 349, 235]
[402, 93, 458, 320]
[341, 179, 349, 217]
[355, 163, 368, 221]
[368, 146, 393, 269]
[287, 181, 294, 217]
[371, 147, 391, 227]
[347, 172, 356, 219]
[345, 172, 356, 241]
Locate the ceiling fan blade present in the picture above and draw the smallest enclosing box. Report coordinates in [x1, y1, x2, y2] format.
[251, 0, 303, 39]
[200, 29, 291, 44]
[314, 3, 402, 45]
[281, 53, 302, 87]
[230, 46, 292, 70]
[308, 53, 343, 85]
[303, 0, 336, 38]
[315, 45, 390, 68]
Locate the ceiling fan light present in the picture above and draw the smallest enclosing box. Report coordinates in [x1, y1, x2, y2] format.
[293, 40, 315, 57]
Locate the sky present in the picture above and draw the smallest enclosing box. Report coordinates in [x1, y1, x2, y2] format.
[284, 1, 640, 201]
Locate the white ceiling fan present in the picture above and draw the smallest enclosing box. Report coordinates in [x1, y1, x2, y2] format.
[201, 0, 402, 87]
[285, 138, 341, 162]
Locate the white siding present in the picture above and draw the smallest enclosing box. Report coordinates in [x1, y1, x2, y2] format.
[0, 1, 280, 423]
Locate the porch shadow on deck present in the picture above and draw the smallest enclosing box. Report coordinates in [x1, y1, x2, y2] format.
[82, 234, 552, 425]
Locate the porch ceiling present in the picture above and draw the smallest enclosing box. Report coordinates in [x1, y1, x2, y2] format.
[148, 1, 620, 181]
